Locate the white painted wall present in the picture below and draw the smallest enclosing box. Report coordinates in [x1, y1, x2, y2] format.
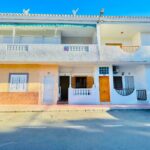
[109, 65, 145, 104]
[68, 64, 150, 105]
[101, 37, 132, 46]
[0, 36, 13, 43]
[140, 33, 150, 46]
[66, 66, 100, 105]
[113, 65, 146, 90]
[92, 32, 97, 44]
[59, 67, 94, 76]
[144, 65, 150, 100]
[95, 65, 150, 104]
[0, 44, 99, 63]
[69, 87, 100, 105]
[132, 32, 141, 46]
[100, 46, 150, 62]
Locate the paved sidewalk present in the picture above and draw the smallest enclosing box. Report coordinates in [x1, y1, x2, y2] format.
[0, 104, 150, 112]
[0, 109, 150, 150]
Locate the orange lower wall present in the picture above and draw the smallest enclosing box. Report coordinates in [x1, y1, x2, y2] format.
[0, 64, 59, 105]
[0, 92, 39, 105]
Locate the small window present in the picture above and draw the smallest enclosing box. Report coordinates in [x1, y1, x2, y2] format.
[113, 76, 123, 90]
[9, 73, 28, 92]
[106, 43, 122, 48]
[76, 77, 87, 88]
[99, 67, 109, 75]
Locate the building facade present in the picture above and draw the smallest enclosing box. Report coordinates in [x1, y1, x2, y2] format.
[0, 13, 149, 105]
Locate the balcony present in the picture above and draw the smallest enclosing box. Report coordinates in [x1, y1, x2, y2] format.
[0, 44, 99, 63]
[68, 87, 99, 105]
[100, 46, 150, 62]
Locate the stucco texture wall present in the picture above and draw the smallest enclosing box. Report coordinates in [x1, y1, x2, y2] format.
[0, 64, 59, 105]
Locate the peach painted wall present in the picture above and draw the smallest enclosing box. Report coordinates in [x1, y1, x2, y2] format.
[0, 64, 59, 104]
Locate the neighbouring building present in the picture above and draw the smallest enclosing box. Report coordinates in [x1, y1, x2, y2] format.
[0, 12, 149, 105]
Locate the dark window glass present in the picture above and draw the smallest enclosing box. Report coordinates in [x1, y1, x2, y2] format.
[76, 77, 87, 88]
[113, 76, 123, 90]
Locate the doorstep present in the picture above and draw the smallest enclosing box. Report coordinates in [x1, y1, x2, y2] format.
[0, 104, 150, 112]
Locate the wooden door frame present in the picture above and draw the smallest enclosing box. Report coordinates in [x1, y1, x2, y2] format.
[99, 76, 110, 102]
[59, 76, 70, 101]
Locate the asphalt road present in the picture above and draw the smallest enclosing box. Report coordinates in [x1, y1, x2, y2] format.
[0, 110, 150, 150]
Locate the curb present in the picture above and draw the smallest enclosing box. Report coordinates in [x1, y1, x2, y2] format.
[0, 107, 150, 113]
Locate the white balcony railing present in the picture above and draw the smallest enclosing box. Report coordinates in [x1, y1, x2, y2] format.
[122, 46, 139, 53]
[64, 45, 89, 52]
[7, 44, 29, 51]
[68, 87, 99, 105]
[72, 88, 92, 96]
[0, 44, 98, 63]
[100, 46, 150, 62]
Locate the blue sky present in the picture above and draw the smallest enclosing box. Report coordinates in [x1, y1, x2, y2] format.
[0, 0, 150, 16]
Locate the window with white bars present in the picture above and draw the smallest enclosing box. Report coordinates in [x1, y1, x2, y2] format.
[124, 76, 134, 89]
[99, 67, 109, 75]
[9, 74, 28, 92]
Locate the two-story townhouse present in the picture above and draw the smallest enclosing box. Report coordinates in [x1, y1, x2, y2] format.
[97, 16, 150, 104]
[0, 13, 150, 105]
[0, 13, 99, 105]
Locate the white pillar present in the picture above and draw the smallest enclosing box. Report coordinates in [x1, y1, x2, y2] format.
[93, 66, 99, 88]
[109, 65, 114, 103]
[96, 24, 101, 47]
[69, 75, 72, 88]
[96, 24, 101, 61]
[12, 27, 16, 44]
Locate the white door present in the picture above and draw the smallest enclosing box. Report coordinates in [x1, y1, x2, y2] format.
[43, 75, 54, 104]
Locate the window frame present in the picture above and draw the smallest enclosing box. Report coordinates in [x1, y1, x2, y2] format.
[99, 67, 109, 75]
[113, 76, 123, 90]
[9, 73, 29, 92]
[75, 77, 87, 89]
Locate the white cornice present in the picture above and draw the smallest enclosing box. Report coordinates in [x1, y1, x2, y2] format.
[0, 13, 99, 24]
[0, 13, 150, 24]
[100, 16, 150, 23]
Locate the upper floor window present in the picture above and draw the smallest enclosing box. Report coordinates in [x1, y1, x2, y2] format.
[9, 73, 28, 92]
